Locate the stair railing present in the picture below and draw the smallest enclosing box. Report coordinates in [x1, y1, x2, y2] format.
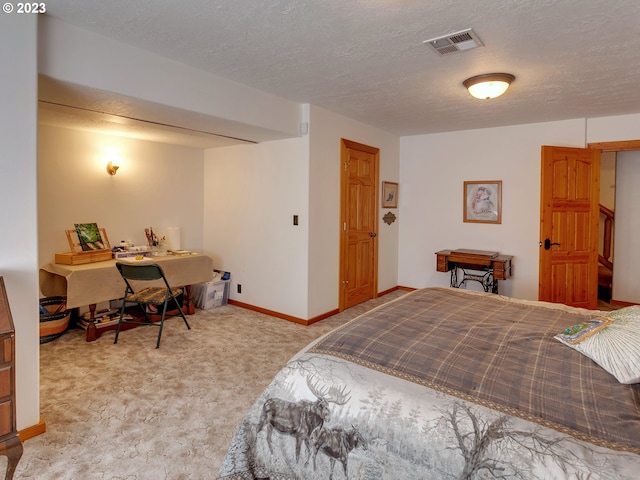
[599, 204, 614, 271]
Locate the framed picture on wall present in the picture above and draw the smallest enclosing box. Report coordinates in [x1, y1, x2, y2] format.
[463, 181, 502, 224]
[382, 181, 399, 208]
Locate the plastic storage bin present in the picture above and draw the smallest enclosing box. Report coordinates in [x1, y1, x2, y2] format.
[191, 270, 230, 309]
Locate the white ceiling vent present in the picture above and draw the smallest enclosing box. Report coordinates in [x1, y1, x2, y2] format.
[423, 28, 484, 56]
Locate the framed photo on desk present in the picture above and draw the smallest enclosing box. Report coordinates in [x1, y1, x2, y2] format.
[463, 180, 502, 224]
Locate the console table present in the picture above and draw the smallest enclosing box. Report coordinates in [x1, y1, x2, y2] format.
[436, 249, 512, 294]
[0, 277, 22, 480]
[39, 254, 214, 341]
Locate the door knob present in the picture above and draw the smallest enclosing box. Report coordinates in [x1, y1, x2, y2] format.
[542, 238, 561, 250]
[370, 232, 377, 238]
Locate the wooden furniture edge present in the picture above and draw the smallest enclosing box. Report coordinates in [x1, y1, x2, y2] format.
[18, 418, 46, 441]
[1, 276, 23, 479]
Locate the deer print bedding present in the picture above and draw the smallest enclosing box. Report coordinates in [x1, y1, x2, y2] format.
[217, 288, 640, 479]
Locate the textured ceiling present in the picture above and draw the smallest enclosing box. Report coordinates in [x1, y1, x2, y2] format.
[42, 0, 640, 146]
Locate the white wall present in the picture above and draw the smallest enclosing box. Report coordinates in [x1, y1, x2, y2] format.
[399, 120, 586, 300]
[203, 137, 310, 319]
[612, 151, 640, 303]
[587, 113, 640, 144]
[38, 125, 205, 267]
[202, 105, 400, 320]
[308, 105, 400, 317]
[0, 14, 40, 431]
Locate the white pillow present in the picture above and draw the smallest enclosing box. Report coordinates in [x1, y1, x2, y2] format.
[555, 306, 640, 384]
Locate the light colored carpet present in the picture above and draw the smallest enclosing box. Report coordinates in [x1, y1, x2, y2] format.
[15, 290, 407, 479]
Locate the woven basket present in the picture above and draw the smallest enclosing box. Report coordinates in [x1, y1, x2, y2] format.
[39, 296, 70, 344]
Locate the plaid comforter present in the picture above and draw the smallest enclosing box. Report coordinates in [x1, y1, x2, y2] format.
[218, 288, 640, 479]
[310, 287, 640, 453]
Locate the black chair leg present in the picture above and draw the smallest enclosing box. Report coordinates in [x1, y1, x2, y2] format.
[176, 302, 190, 330]
[156, 305, 168, 349]
[114, 299, 127, 344]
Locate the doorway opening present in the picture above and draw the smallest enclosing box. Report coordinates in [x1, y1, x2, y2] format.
[589, 140, 640, 309]
[597, 151, 615, 306]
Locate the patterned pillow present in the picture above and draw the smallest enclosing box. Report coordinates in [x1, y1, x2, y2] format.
[555, 306, 640, 384]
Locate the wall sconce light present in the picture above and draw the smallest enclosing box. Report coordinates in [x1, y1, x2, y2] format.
[463, 73, 515, 100]
[106, 160, 120, 176]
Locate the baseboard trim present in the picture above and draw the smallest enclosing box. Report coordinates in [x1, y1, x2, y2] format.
[228, 286, 408, 326]
[228, 299, 311, 325]
[307, 308, 340, 325]
[19, 417, 46, 441]
[391, 285, 417, 293]
[610, 298, 638, 307]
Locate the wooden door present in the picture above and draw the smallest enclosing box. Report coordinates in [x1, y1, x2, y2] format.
[539, 146, 600, 309]
[339, 139, 379, 311]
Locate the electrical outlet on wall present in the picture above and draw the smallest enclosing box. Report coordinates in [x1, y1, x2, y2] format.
[237, 284, 242, 294]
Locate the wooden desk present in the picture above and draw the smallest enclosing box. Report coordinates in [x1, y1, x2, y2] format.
[39, 254, 214, 341]
[436, 249, 512, 294]
[0, 278, 22, 480]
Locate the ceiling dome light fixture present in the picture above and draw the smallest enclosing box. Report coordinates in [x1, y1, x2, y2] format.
[463, 73, 515, 100]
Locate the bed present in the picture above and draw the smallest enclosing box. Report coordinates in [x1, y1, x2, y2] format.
[217, 287, 640, 479]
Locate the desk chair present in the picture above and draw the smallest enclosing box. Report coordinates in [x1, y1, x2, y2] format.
[114, 262, 190, 348]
